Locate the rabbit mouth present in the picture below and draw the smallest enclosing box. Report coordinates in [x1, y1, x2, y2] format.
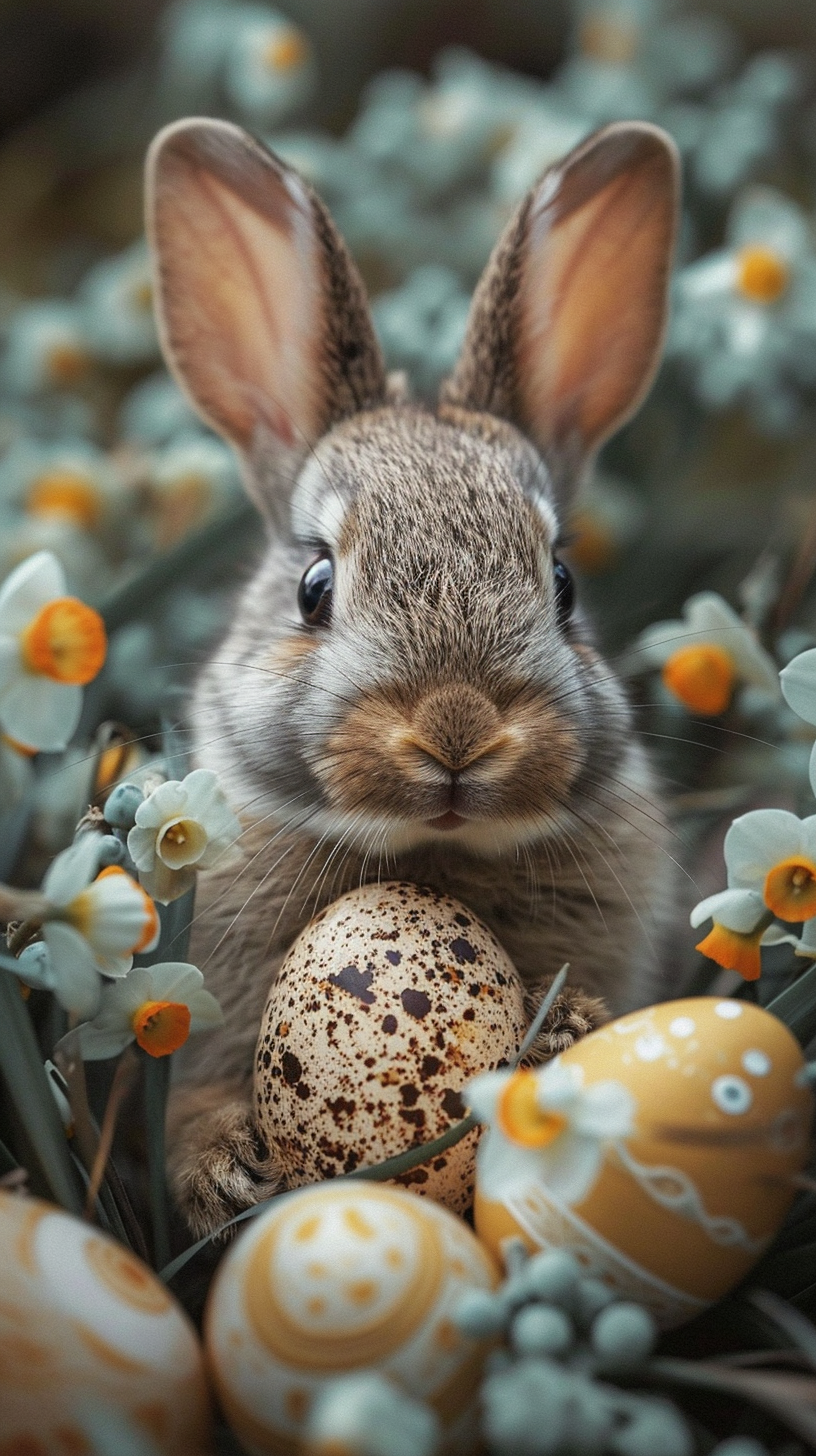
[425, 810, 467, 831]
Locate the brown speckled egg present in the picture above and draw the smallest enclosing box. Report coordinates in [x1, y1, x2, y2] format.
[254, 880, 527, 1214]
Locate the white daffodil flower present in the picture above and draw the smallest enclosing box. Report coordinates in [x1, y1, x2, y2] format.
[0, 550, 107, 751]
[78, 241, 160, 366]
[467, 1058, 635, 1207]
[0, 300, 93, 397]
[127, 768, 241, 903]
[780, 647, 816, 796]
[74, 961, 223, 1060]
[690, 808, 816, 980]
[631, 591, 778, 716]
[223, 8, 314, 129]
[667, 186, 816, 433]
[145, 433, 240, 549]
[35, 835, 160, 1016]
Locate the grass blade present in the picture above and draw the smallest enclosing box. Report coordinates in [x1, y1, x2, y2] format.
[767, 961, 816, 1047]
[143, 1050, 171, 1270]
[0, 963, 81, 1212]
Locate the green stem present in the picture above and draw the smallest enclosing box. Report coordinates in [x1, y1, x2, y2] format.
[143, 1052, 172, 1270]
[0, 965, 81, 1212]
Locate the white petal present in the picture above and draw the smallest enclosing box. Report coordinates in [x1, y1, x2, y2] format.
[724, 809, 803, 887]
[43, 834, 100, 906]
[0, 638, 21, 693]
[537, 1130, 603, 1205]
[474, 1123, 544, 1203]
[630, 617, 695, 667]
[42, 922, 102, 1018]
[690, 887, 766, 932]
[464, 1069, 510, 1123]
[0, 675, 81, 752]
[534, 1059, 583, 1113]
[143, 961, 204, 1001]
[126, 823, 157, 873]
[0, 550, 66, 632]
[573, 1081, 636, 1140]
[781, 649, 816, 727]
[132, 778, 186, 828]
[76, 1023, 134, 1060]
[136, 859, 196, 904]
[187, 987, 224, 1031]
[684, 591, 742, 634]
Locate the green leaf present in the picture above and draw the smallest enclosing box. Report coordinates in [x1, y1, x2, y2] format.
[97, 499, 257, 633]
[143, 1051, 172, 1270]
[766, 960, 816, 1046]
[0, 963, 82, 1213]
[648, 1356, 816, 1444]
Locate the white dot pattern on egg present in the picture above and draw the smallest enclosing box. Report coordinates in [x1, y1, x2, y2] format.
[205, 1182, 498, 1453]
[0, 1192, 210, 1453]
[254, 881, 527, 1213]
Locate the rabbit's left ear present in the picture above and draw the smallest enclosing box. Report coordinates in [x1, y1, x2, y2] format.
[442, 122, 679, 488]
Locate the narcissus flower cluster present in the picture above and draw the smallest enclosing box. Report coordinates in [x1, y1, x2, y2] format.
[692, 643, 816, 979]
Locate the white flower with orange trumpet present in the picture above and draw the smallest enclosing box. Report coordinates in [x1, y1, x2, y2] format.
[127, 769, 241, 903]
[632, 591, 778, 716]
[11, 835, 160, 1018]
[466, 1059, 635, 1206]
[0, 550, 107, 751]
[74, 961, 223, 1060]
[691, 808, 816, 981]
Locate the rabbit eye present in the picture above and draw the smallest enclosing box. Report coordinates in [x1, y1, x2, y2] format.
[298, 554, 333, 626]
[553, 559, 574, 625]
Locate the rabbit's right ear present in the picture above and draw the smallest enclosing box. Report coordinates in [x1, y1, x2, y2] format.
[441, 122, 679, 494]
[145, 118, 387, 488]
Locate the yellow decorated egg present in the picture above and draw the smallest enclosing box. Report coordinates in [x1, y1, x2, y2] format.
[255, 881, 527, 1212]
[0, 1191, 211, 1452]
[205, 1181, 498, 1454]
[474, 997, 814, 1328]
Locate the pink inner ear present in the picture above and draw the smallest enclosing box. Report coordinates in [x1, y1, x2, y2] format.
[516, 130, 677, 461]
[148, 122, 325, 454]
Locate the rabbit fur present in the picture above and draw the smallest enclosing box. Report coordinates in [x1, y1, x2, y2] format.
[145, 115, 681, 1238]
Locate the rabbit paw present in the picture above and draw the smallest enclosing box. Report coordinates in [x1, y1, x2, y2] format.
[521, 979, 609, 1065]
[167, 1083, 284, 1240]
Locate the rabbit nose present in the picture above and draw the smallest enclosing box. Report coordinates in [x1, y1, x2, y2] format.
[405, 685, 511, 774]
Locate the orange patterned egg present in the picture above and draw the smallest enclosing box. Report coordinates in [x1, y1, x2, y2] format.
[205, 1181, 498, 1454]
[475, 997, 814, 1328]
[255, 882, 527, 1213]
[0, 1192, 211, 1452]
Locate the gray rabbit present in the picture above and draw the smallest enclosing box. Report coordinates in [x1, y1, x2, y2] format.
[145, 116, 680, 1237]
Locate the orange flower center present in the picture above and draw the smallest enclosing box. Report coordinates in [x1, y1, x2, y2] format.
[20, 597, 107, 685]
[131, 1000, 191, 1057]
[662, 643, 735, 715]
[264, 29, 308, 70]
[498, 1070, 568, 1149]
[130, 279, 153, 313]
[26, 470, 102, 529]
[568, 512, 617, 574]
[153, 472, 211, 549]
[764, 856, 816, 921]
[579, 16, 638, 63]
[46, 342, 91, 386]
[736, 245, 790, 304]
[695, 915, 772, 982]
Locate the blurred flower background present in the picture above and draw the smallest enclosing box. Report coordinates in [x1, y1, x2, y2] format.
[3, 2, 816, 1453]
